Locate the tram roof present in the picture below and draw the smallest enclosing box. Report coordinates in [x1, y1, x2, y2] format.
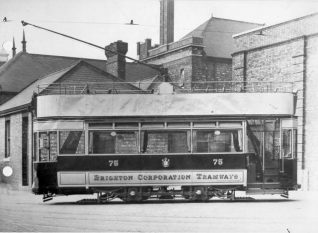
[36, 92, 295, 118]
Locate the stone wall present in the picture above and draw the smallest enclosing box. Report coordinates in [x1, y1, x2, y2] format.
[140, 37, 232, 89]
[232, 13, 318, 190]
[305, 35, 318, 189]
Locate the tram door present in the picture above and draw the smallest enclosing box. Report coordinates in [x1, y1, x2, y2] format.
[247, 119, 281, 183]
[281, 119, 298, 186]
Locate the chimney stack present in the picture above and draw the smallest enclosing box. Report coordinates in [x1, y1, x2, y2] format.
[105, 40, 128, 80]
[160, 0, 174, 45]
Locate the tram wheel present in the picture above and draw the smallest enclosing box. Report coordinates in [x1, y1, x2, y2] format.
[182, 186, 191, 200]
[122, 187, 142, 202]
[191, 186, 209, 201]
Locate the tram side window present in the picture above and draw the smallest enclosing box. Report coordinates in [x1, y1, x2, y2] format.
[59, 131, 85, 154]
[282, 129, 297, 159]
[141, 131, 190, 153]
[33, 133, 38, 161]
[193, 130, 242, 153]
[38, 132, 58, 161]
[89, 131, 138, 154]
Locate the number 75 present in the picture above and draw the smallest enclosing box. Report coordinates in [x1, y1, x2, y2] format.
[212, 159, 223, 166]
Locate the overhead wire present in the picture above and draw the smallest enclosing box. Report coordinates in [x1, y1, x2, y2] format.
[1, 18, 245, 34]
[21, 20, 164, 74]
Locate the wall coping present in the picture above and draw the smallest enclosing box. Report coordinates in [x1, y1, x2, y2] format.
[233, 12, 318, 38]
[142, 37, 204, 61]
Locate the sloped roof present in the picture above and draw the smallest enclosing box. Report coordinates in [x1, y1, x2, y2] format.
[181, 17, 262, 58]
[0, 60, 142, 114]
[0, 64, 77, 113]
[132, 75, 176, 91]
[132, 75, 160, 90]
[126, 62, 160, 82]
[41, 61, 142, 95]
[0, 52, 106, 93]
[0, 52, 159, 93]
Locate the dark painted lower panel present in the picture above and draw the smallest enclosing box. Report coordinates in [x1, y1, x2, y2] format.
[57, 153, 249, 171]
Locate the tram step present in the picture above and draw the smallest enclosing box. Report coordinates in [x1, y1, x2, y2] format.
[246, 188, 285, 195]
[247, 182, 281, 189]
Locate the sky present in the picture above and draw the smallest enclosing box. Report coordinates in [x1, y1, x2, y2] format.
[0, 0, 318, 60]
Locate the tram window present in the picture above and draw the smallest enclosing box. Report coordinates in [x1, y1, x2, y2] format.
[193, 122, 216, 128]
[33, 133, 38, 161]
[218, 122, 242, 127]
[49, 132, 58, 160]
[89, 131, 138, 154]
[193, 130, 242, 153]
[282, 129, 296, 159]
[115, 123, 138, 128]
[39, 132, 49, 161]
[89, 122, 113, 128]
[167, 122, 190, 128]
[59, 131, 85, 154]
[39, 132, 58, 161]
[141, 123, 165, 128]
[293, 129, 297, 158]
[141, 131, 190, 153]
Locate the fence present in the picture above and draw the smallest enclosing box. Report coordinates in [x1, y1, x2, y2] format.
[37, 81, 294, 96]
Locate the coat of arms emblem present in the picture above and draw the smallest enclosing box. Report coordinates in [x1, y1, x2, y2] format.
[162, 157, 170, 168]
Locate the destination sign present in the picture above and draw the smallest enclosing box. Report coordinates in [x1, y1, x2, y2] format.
[58, 170, 247, 187]
[89, 170, 246, 186]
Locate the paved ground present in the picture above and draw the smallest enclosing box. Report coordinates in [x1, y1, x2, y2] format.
[0, 186, 317, 232]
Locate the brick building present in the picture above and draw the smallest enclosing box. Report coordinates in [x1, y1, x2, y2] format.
[232, 13, 318, 190]
[137, 0, 261, 89]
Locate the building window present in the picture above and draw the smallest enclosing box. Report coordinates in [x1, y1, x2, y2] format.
[179, 68, 185, 87]
[22, 116, 29, 186]
[89, 131, 138, 154]
[193, 130, 243, 153]
[5, 119, 10, 158]
[59, 131, 85, 155]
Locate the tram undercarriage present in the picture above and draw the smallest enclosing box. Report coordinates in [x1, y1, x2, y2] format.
[40, 185, 290, 203]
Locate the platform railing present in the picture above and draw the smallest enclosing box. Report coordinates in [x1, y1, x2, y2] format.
[36, 81, 294, 96]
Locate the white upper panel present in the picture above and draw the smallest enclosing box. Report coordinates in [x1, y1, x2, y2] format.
[37, 93, 295, 118]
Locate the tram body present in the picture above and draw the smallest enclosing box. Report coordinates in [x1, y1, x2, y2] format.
[32, 92, 298, 201]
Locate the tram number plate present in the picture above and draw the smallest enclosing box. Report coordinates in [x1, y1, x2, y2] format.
[212, 158, 223, 166]
[108, 160, 119, 167]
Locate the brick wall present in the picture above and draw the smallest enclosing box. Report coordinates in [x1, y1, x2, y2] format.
[0, 112, 33, 190]
[0, 113, 22, 189]
[205, 59, 232, 87]
[138, 36, 233, 89]
[144, 45, 232, 89]
[234, 13, 318, 51]
[232, 13, 318, 190]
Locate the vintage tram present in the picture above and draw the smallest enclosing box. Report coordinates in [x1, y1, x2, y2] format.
[32, 84, 298, 202]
